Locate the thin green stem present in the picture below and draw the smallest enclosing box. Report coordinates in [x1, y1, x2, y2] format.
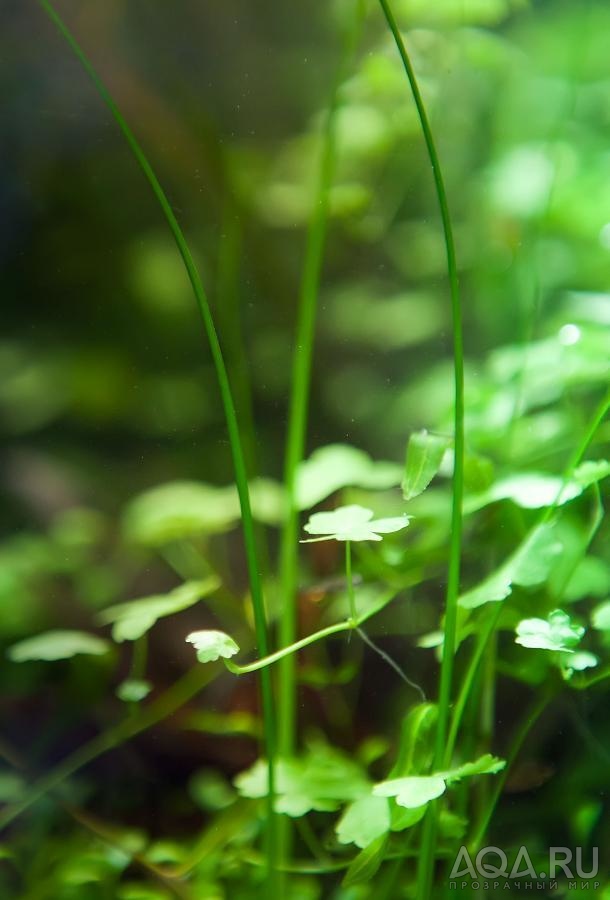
[223, 595, 396, 677]
[277, 4, 364, 760]
[445, 605, 502, 762]
[226, 618, 358, 675]
[376, 2, 465, 896]
[35, 0, 277, 885]
[345, 542, 357, 625]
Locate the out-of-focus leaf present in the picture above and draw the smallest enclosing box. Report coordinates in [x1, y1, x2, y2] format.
[116, 679, 152, 703]
[460, 523, 561, 609]
[395, 0, 519, 27]
[122, 482, 240, 545]
[99, 578, 219, 642]
[122, 477, 287, 545]
[465, 461, 610, 513]
[0, 772, 25, 802]
[8, 630, 110, 662]
[336, 794, 391, 848]
[235, 745, 369, 816]
[402, 430, 450, 501]
[190, 769, 236, 811]
[590, 600, 610, 632]
[296, 445, 402, 510]
[342, 834, 388, 887]
[564, 556, 610, 601]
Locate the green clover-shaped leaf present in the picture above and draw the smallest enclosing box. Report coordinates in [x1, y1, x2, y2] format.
[186, 630, 240, 663]
[302, 504, 410, 543]
[515, 609, 584, 653]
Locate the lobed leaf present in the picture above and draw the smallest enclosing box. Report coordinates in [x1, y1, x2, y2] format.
[515, 609, 584, 653]
[302, 504, 410, 543]
[185, 630, 239, 664]
[235, 745, 369, 816]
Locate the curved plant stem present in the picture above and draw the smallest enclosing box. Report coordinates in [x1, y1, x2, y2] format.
[376, 2, 464, 895]
[35, 0, 277, 885]
[345, 542, 357, 625]
[277, 3, 364, 759]
[226, 620, 356, 675]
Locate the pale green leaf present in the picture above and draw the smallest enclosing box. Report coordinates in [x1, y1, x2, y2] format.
[302, 504, 410, 543]
[235, 745, 369, 816]
[99, 578, 219, 642]
[123, 478, 288, 546]
[123, 481, 240, 545]
[185, 630, 239, 664]
[465, 461, 610, 514]
[373, 775, 446, 809]
[402, 430, 450, 501]
[564, 557, 610, 601]
[8, 630, 110, 662]
[515, 609, 584, 652]
[390, 803, 428, 832]
[296, 445, 401, 510]
[374, 755, 505, 810]
[247, 477, 287, 526]
[336, 794, 390, 848]
[591, 600, 610, 631]
[460, 523, 561, 609]
[560, 650, 598, 679]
